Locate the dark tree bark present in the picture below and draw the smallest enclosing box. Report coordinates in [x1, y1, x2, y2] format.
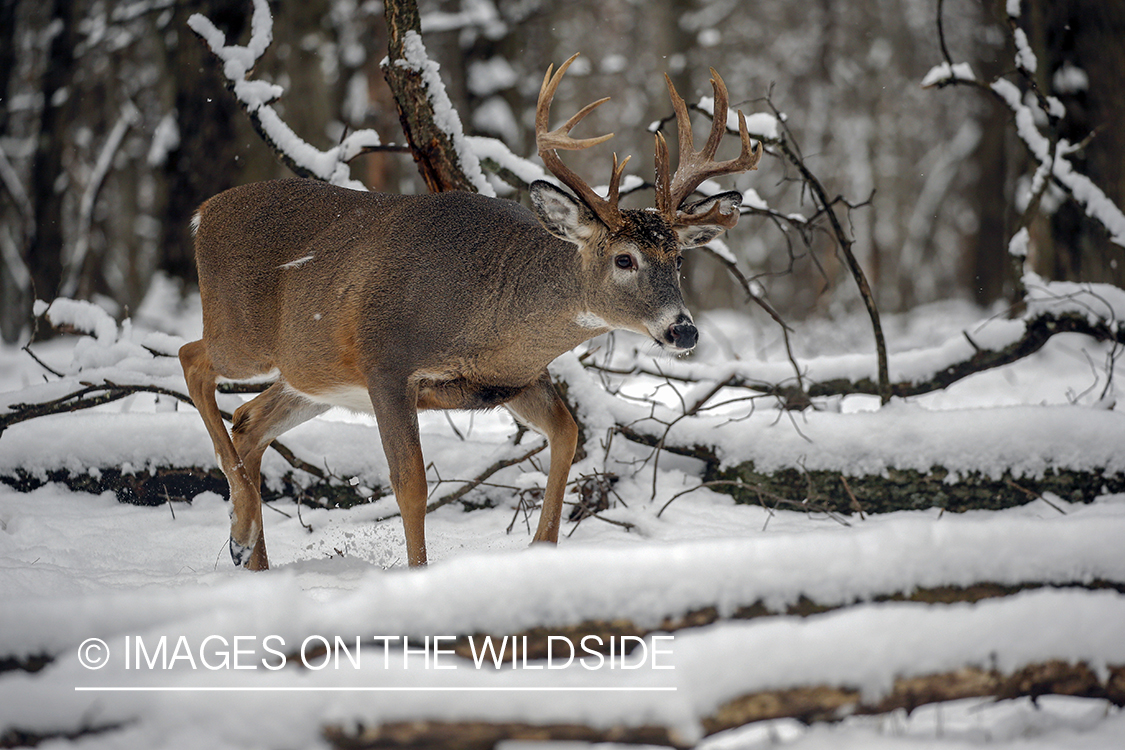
[0, 0, 21, 342]
[23, 0, 82, 304]
[1034, 0, 1125, 287]
[157, 0, 249, 284]
[965, 0, 1014, 305]
[323, 662, 1125, 749]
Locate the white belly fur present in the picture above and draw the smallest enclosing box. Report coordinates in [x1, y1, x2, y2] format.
[292, 384, 375, 413]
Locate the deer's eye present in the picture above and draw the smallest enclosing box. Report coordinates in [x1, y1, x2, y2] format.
[676, 255, 684, 271]
[615, 253, 636, 270]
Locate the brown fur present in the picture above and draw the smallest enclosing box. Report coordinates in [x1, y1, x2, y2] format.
[180, 177, 735, 568]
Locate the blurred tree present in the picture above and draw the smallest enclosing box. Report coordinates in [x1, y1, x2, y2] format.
[22, 0, 81, 315]
[0, 0, 1121, 347]
[1032, 0, 1125, 288]
[157, 0, 250, 284]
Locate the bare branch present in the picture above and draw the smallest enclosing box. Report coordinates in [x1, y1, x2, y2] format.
[424, 442, 547, 514]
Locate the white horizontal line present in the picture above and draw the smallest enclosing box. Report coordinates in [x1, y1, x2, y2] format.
[75, 686, 677, 692]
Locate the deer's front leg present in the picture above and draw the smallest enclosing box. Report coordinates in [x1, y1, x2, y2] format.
[368, 374, 429, 567]
[505, 372, 579, 544]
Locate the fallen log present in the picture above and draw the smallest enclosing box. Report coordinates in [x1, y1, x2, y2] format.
[322, 661, 1125, 750]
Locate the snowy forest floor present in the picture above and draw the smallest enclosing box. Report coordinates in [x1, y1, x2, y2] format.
[0, 285, 1122, 749]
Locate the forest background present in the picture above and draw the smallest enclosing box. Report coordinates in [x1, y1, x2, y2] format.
[3, 0, 1123, 341]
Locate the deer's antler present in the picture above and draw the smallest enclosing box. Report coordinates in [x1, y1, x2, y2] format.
[536, 54, 630, 230]
[655, 69, 762, 228]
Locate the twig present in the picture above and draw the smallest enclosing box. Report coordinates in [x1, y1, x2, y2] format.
[1004, 478, 1067, 515]
[839, 474, 865, 519]
[425, 442, 546, 514]
[21, 343, 64, 378]
[656, 479, 845, 522]
[765, 95, 891, 405]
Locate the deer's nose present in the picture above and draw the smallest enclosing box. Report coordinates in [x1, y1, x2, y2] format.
[666, 319, 698, 350]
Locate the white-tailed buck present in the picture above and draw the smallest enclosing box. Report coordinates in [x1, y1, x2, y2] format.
[180, 55, 761, 569]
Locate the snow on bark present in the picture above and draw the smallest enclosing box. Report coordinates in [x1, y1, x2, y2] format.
[1008, 226, 1030, 258]
[465, 135, 548, 186]
[38, 298, 119, 345]
[991, 78, 1125, 247]
[1012, 28, 1037, 75]
[390, 30, 494, 197]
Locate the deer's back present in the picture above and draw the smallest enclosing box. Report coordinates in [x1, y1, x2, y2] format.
[193, 179, 574, 388]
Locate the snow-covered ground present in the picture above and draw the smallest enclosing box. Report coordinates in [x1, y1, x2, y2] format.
[1, 287, 1122, 748]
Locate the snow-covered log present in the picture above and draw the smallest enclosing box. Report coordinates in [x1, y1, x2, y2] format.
[324, 660, 1125, 748]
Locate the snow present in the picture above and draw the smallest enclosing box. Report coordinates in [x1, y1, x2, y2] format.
[1053, 63, 1089, 94]
[980, 45, 1125, 247]
[697, 96, 778, 141]
[470, 97, 521, 147]
[920, 61, 976, 88]
[1012, 28, 1037, 74]
[467, 57, 518, 97]
[39, 297, 119, 344]
[146, 113, 180, 167]
[1049, 144, 1125, 247]
[1008, 226, 1030, 257]
[3, 284, 1123, 747]
[466, 135, 548, 186]
[4, 3, 1124, 745]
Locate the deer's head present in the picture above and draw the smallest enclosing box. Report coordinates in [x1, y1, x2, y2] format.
[530, 54, 762, 353]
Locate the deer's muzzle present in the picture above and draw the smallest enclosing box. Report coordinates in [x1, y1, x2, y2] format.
[663, 314, 698, 352]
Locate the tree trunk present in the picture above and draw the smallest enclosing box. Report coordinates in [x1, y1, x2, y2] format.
[23, 0, 82, 306]
[1033, 0, 1125, 288]
[381, 0, 478, 194]
[156, 0, 249, 285]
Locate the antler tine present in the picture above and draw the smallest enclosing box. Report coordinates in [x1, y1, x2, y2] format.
[607, 153, 631, 206]
[659, 69, 763, 222]
[700, 68, 730, 161]
[536, 54, 624, 229]
[654, 131, 674, 215]
[678, 195, 740, 230]
[664, 74, 696, 177]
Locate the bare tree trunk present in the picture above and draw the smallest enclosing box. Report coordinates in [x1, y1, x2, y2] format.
[23, 0, 82, 306]
[156, 0, 249, 285]
[965, 1, 1014, 305]
[0, 0, 21, 342]
[1034, 0, 1125, 288]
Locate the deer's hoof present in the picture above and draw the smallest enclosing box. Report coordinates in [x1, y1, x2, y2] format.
[230, 537, 252, 568]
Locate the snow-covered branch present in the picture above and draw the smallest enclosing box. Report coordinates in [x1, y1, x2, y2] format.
[922, 10, 1125, 248]
[595, 276, 1125, 411]
[380, 0, 495, 195]
[187, 0, 384, 191]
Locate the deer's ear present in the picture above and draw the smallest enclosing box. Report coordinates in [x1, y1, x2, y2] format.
[530, 181, 600, 244]
[673, 191, 743, 248]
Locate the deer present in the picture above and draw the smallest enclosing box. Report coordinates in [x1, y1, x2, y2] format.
[179, 54, 761, 570]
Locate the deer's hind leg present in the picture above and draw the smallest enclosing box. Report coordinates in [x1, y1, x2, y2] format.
[181, 343, 328, 570]
[181, 340, 270, 569]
